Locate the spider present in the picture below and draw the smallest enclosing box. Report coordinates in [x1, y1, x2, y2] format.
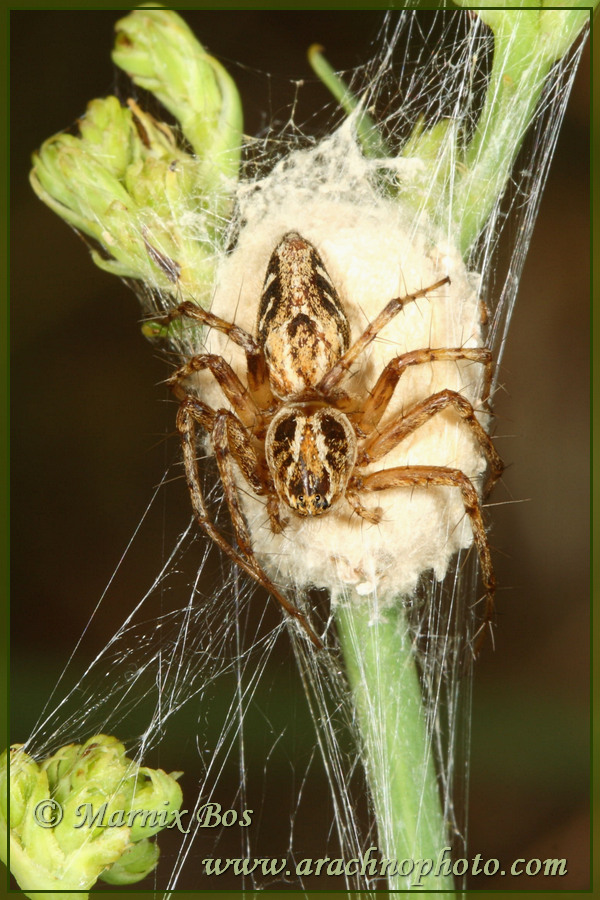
[162, 232, 503, 651]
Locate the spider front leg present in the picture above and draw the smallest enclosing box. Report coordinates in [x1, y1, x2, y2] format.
[351, 465, 495, 653]
[317, 276, 451, 395]
[177, 396, 323, 649]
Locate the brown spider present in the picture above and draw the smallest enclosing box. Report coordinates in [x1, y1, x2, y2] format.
[163, 232, 503, 650]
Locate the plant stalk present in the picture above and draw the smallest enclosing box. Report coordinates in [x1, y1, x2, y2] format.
[335, 593, 454, 892]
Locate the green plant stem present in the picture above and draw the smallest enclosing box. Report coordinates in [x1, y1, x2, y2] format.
[452, 5, 593, 253]
[307, 44, 389, 159]
[335, 594, 454, 892]
[309, 9, 593, 255]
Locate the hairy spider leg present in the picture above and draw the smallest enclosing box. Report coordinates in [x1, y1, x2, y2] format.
[352, 465, 495, 654]
[358, 388, 503, 497]
[212, 412, 321, 645]
[167, 354, 260, 431]
[213, 409, 287, 534]
[344, 490, 384, 525]
[167, 344, 285, 532]
[162, 301, 274, 409]
[316, 276, 451, 395]
[165, 316, 320, 644]
[354, 347, 494, 439]
[177, 398, 323, 650]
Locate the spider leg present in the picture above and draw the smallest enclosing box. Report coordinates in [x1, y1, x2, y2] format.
[176, 395, 322, 649]
[168, 354, 261, 431]
[161, 302, 274, 408]
[345, 490, 384, 524]
[358, 388, 503, 497]
[214, 409, 287, 534]
[351, 464, 495, 653]
[317, 276, 450, 395]
[211, 411, 323, 649]
[354, 347, 494, 439]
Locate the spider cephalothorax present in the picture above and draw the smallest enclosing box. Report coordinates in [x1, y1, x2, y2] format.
[164, 232, 502, 650]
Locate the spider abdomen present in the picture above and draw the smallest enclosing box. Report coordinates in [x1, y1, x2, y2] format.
[257, 232, 350, 398]
[266, 406, 357, 517]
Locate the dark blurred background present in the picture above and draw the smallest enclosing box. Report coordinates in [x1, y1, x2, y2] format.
[10, 10, 589, 892]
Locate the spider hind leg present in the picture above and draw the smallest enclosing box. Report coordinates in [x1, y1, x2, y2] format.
[351, 464, 495, 654]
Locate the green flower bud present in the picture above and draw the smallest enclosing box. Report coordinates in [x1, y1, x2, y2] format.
[43, 735, 127, 804]
[77, 96, 133, 179]
[0, 736, 184, 899]
[30, 102, 147, 281]
[31, 9, 246, 317]
[122, 765, 184, 842]
[99, 837, 159, 885]
[0, 746, 41, 829]
[30, 96, 217, 300]
[38, 743, 79, 798]
[0, 746, 71, 896]
[112, 8, 243, 188]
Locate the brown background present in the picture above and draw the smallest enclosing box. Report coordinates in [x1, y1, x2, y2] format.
[10, 10, 590, 891]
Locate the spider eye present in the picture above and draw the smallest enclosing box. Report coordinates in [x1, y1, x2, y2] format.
[297, 494, 306, 507]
